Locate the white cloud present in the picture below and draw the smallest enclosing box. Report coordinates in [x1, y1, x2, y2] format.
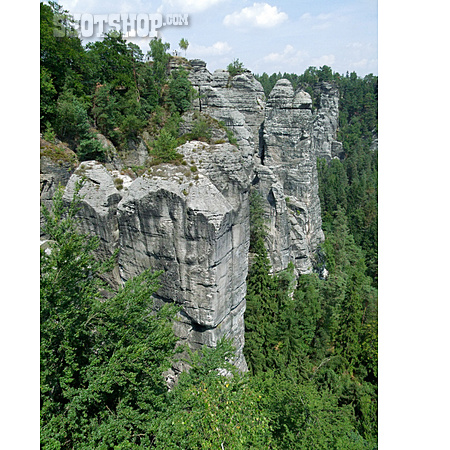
[299, 11, 333, 30]
[311, 54, 336, 67]
[262, 44, 308, 65]
[300, 12, 332, 21]
[224, 3, 288, 28]
[317, 13, 332, 20]
[158, 0, 226, 13]
[351, 58, 368, 68]
[350, 58, 377, 71]
[347, 42, 364, 49]
[190, 41, 232, 57]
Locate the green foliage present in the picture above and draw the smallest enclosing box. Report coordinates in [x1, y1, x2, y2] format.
[77, 134, 106, 162]
[151, 128, 182, 163]
[54, 90, 90, 143]
[154, 339, 272, 449]
[249, 190, 267, 249]
[148, 38, 171, 93]
[186, 115, 213, 143]
[224, 126, 238, 146]
[227, 58, 245, 77]
[40, 186, 180, 448]
[41, 5, 194, 157]
[254, 65, 339, 98]
[40, 2, 87, 96]
[40, 67, 57, 126]
[179, 38, 189, 56]
[168, 68, 194, 114]
[252, 372, 367, 449]
[42, 122, 57, 144]
[85, 31, 142, 91]
[244, 200, 378, 446]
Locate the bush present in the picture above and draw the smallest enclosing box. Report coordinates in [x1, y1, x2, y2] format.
[190, 117, 212, 142]
[152, 128, 181, 162]
[168, 68, 193, 114]
[227, 58, 245, 77]
[54, 90, 90, 143]
[77, 135, 106, 161]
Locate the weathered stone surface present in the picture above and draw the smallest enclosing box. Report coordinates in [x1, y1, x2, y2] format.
[255, 79, 324, 273]
[312, 82, 343, 160]
[95, 132, 123, 170]
[41, 61, 345, 373]
[59, 142, 249, 372]
[62, 161, 124, 287]
[185, 65, 328, 274]
[118, 138, 149, 168]
[40, 138, 78, 208]
[187, 61, 265, 170]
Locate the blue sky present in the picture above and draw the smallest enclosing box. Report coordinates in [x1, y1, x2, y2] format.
[56, 0, 377, 76]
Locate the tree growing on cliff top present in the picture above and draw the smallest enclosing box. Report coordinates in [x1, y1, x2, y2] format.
[179, 38, 189, 57]
[227, 58, 245, 77]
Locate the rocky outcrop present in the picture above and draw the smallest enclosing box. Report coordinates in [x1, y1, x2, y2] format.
[40, 60, 343, 372]
[40, 138, 78, 209]
[312, 82, 344, 160]
[59, 142, 250, 372]
[186, 65, 330, 274]
[188, 60, 265, 170]
[254, 79, 324, 273]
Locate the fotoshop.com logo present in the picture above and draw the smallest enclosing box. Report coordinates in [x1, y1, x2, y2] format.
[53, 13, 189, 38]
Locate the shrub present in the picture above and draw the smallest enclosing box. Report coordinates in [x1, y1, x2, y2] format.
[151, 128, 181, 162]
[54, 90, 90, 143]
[227, 58, 245, 77]
[77, 135, 106, 161]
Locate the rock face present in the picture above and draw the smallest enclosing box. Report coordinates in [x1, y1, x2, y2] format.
[312, 82, 344, 160]
[59, 142, 250, 372]
[254, 79, 324, 273]
[186, 65, 332, 274]
[40, 60, 343, 372]
[40, 138, 78, 209]
[188, 60, 265, 171]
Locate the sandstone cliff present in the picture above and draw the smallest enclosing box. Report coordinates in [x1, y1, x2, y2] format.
[40, 59, 342, 371]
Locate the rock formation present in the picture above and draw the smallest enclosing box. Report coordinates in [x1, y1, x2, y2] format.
[188, 59, 265, 171]
[254, 79, 324, 273]
[40, 59, 343, 372]
[56, 142, 250, 372]
[312, 82, 344, 160]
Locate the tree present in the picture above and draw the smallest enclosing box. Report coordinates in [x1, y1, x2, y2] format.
[54, 90, 91, 144]
[168, 68, 194, 114]
[40, 1, 87, 95]
[85, 31, 139, 90]
[227, 59, 245, 77]
[179, 38, 189, 57]
[252, 372, 367, 449]
[148, 38, 171, 96]
[155, 339, 272, 449]
[40, 186, 180, 448]
[40, 66, 57, 126]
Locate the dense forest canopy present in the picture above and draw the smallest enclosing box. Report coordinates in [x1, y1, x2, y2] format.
[40, 2, 377, 448]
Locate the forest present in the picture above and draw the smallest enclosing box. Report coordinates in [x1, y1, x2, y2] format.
[41, 2, 378, 448]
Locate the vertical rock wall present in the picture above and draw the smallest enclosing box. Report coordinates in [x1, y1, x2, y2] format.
[41, 59, 343, 372]
[60, 142, 250, 372]
[254, 79, 324, 273]
[312, 82, 344, 160]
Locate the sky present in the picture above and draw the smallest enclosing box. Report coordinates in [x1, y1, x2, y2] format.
[55, 0, 378, 76]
